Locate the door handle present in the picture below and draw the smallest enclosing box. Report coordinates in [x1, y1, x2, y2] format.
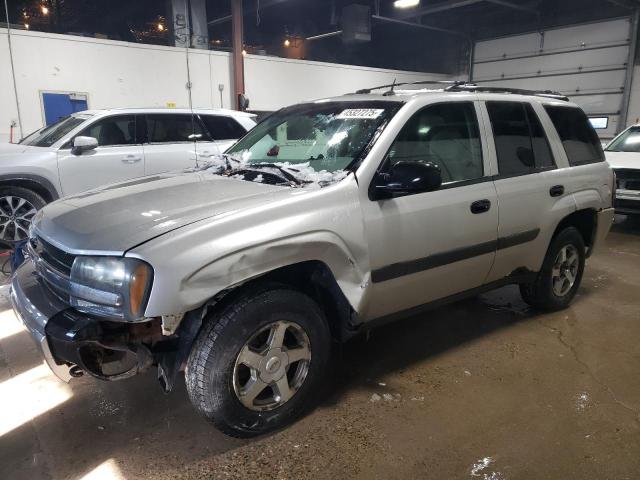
[470, 199, 491, 214]
[198, 151, 215, 158]
[122, 155, 142, 164]
[549, 185, 565, 197]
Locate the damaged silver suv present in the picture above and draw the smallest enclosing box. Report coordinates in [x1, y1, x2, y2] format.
[11, 84, 614, 437]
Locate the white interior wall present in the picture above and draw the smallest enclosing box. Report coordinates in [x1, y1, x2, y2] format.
[0, 28, 452, 143]
[244, 54, 450, 111]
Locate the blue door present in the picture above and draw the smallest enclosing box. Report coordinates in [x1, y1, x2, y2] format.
[42, 93, 88, 126]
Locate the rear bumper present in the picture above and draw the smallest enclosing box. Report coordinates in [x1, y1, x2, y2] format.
[10, 262, 73, 382]
[590, 207, 615, 256]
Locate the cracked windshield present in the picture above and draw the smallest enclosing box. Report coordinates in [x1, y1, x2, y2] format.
[223, 101, 400, 185]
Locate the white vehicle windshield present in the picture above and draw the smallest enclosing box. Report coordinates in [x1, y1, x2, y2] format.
[606, 126, 640, 152]
[20, 114, 91, 147]
[226, 101, 401, 178]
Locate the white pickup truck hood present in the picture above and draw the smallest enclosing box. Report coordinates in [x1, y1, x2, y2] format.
[605, 151, 640, 170]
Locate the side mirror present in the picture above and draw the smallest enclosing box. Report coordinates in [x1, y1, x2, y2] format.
[371, 161, 442, 200]
[72, 136, 98, 155]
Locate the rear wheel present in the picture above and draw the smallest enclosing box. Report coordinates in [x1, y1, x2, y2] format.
[185, 286, 332, 438]
[0, 187, 46, 243]
[520, 227, 585, 311]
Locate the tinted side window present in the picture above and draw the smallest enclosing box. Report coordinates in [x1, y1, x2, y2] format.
[387, 102, 484, 184]
[80, 115, 136, 146]
[487, 101, 555, 175]
[544, 106, 604, 165]
[145, 114, 204, 143]
[525, 104, 554, 168]
[200, 115, 247, 140]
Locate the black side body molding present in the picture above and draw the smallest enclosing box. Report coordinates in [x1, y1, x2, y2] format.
[371, 229, 540, 283]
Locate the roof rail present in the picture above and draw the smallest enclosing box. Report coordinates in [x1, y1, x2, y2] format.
[444, 84, 570, 101]
[354, 80, 465, 95]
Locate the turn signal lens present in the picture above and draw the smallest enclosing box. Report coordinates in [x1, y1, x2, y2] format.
[130, 263, 151, 317]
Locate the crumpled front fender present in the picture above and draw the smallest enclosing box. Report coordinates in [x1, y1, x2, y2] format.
[182, 231, 368, 313]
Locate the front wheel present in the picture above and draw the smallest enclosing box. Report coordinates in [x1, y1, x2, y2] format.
[0, 187, 46, 243]
[185, 286, 332, 438]
[520, 227, 586, 311]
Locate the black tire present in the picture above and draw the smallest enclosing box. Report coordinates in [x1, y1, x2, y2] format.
[0, 186, 46, 243]
[519, 227, 585, 311]
[185, 285, 332, 438]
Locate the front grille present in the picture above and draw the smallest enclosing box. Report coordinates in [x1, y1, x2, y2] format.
[28, 235, 75, 304]
[615, 168, 640, 191]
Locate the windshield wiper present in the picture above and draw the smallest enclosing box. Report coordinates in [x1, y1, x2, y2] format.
[232, 163, 305, 186]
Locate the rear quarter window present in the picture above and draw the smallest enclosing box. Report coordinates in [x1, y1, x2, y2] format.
[544, 105, 604, 166]
[200, 115, 247, 140]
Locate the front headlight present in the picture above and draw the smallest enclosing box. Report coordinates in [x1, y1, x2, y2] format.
[70, 256, 153, 322]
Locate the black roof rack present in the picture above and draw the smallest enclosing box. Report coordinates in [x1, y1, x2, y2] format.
[444, 84, 570, 101]
[354, 80, 464, 94]
[353, 81, 569, 101]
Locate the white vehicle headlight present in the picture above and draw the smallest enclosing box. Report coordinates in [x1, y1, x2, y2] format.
[70, 257, 153, 322]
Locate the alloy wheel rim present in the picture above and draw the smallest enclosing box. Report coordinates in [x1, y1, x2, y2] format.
[233, 320, 311, 412]
[0, 195, 37, 242]
[551, 244, 579, 297]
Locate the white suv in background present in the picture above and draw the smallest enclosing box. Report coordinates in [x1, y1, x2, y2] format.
[0, 108, 256, 242]
[604, 124, 640, 216]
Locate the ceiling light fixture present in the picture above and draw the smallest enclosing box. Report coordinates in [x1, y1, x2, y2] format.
[394, 0, 420, 8]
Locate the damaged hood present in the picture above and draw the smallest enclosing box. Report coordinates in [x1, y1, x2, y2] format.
[605, 151, 640, 170]
[32, 172, 295, 254]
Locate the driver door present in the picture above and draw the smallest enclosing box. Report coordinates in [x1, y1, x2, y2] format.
[57, 114, 145, 195]
[360, 101, 499, 319]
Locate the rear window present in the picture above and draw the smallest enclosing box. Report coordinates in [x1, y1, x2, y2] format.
[200, 115, 247, 140]
[544, 106, 604, 165]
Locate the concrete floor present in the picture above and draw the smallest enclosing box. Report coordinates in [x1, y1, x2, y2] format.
[1, 217, 639, 480]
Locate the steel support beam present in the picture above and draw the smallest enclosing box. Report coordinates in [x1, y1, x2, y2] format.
[485, 0, 538, 14]
[372, 15, 468, 38]
[209, 0, 291, 26]
[231, 0, 245, 111]
[395, 0, 484, 19]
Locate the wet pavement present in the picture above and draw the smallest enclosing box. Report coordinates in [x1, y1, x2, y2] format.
[0, 216, 639, 480]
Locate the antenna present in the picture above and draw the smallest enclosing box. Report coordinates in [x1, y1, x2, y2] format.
[383, 78, 397, 96]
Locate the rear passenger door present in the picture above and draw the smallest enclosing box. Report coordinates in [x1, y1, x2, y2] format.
[141, 113, 201, 175]
[481, 100, 574, 283]
[198, 114, 248, 157]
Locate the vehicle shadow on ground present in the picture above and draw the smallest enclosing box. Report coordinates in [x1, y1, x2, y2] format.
[325, 285, 535, 405]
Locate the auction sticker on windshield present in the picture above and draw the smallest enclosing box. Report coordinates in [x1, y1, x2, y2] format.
[336, 109, 385, 119]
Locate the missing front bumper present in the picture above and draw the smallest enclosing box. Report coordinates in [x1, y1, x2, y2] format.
[10, 261, 157, 382]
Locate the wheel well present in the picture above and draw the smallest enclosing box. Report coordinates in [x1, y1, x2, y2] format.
[553, 209, 596, 251]
[206, 261, 356, 342]
[0, 179, 56, 203]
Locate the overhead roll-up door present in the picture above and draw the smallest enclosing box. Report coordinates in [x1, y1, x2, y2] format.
[472, 18, 632, 140]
